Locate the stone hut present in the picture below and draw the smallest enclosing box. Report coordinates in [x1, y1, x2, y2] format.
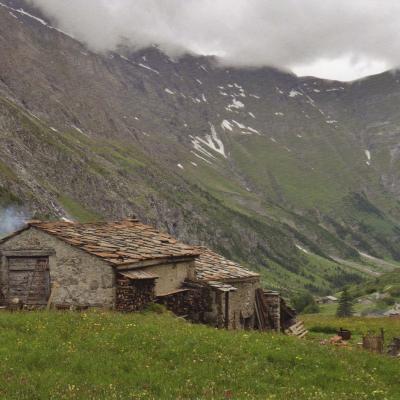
[0, 219, 262, 329]
[192, 247, 260, 329]
[0, 219, 199, 310]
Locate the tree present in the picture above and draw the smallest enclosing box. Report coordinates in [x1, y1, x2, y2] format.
[291, 292, 319, 314]
[336, 288, 354, 317]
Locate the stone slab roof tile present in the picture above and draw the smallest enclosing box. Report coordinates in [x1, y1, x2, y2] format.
[28, 219, 200, 266]
[195, 247, 260, 282]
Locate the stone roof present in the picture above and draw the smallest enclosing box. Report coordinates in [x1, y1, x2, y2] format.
[2, 220, 260, 282]
[119, 270, 159, 280]
[27, 219, 200, 266]
[194, 247, 260, 282]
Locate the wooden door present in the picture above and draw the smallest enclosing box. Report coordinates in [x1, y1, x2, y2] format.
[7, 257, 50, 305]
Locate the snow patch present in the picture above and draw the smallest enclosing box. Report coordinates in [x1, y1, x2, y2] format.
[365, 150, 371, 161]
[289, 90, 302, 98]
[193, 123, 227, 159]
[165, 88, 175, 95]
[15, 7, 47, 26]
[246, 126, 260, 134]
[231, 120, 260, 135]
[195, 79, 202, 85]
[0, 3, 74, 38]
[296, 244, 309, 254]
[226, 98, 245, 111]
[71, 124, 87, 135]
[221, 120, 233, 131]
[248, 112, 256, 119]
[274, 112, 285, 116]
[326, 87, 344, 92]
[191, 151, 213, 165]
[177, 164, 184, 170]
[232, 120, 246, 129]
[137, 63, 160, 75]
[249, 94, 260, 99]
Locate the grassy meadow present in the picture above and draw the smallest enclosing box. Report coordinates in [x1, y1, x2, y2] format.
[0, 310, 399, 399]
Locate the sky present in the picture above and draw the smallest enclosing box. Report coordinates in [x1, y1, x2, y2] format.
[27, 0, 400, 81]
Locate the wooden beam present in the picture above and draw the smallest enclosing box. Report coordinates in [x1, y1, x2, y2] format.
[224, 292, 230, 329]
[1, 249, 55, 257]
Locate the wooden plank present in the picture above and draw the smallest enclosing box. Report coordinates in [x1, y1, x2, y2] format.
[298, 330, 309, 339]
[7, 257, 50, 305]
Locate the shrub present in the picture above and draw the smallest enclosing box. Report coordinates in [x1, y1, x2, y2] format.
[302, 303, 320, 314]
[144, 303, 168, 314]
[309, 325, 338, 334]
[291, 292, 316, 313]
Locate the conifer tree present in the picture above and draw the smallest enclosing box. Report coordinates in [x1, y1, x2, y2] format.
[336, 288, 354, 317]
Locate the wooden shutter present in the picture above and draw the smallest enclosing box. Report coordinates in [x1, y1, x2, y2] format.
[7, 257, 50, 305]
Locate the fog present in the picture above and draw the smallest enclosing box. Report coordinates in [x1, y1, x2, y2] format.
[26, 0, 400, 80]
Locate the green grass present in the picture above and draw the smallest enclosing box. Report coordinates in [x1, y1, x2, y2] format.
[58, 195, 101, 223]
[303, 314, 400, 348]
[0, 311, 399, 399]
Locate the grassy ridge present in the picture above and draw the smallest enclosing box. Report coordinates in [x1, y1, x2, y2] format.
[0, 311, 399, 399]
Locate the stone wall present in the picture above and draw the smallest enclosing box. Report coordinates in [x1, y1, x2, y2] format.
[129, 260, 195, 296]
[0, 227, 115, 307]
[264, 291, 281, 331]
[203, 279, 260, 330]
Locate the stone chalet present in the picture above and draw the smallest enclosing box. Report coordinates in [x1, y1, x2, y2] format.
[0, 219, 263, 329]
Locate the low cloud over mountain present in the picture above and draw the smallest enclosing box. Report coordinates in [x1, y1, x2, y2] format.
[28, 0, 400, 78]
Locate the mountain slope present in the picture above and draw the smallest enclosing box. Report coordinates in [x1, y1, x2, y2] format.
[1, 0, 400, 293]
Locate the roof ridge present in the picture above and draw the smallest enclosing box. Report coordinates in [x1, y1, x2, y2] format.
[27, 219, 200, 266]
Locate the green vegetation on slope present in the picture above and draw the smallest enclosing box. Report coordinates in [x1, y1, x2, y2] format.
[58, 195, 102, 223]
[0, 311, 399, 400]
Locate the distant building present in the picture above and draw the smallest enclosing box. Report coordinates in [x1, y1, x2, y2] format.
[384, 303, 400, 318]
[317, 295, 338, 304]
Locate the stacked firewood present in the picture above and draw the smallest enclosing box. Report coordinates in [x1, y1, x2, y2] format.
[158, 286, 212, 321]
[116, 276, 155, 312]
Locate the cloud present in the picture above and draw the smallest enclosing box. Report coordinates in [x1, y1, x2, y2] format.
[27, 0, 400, 79]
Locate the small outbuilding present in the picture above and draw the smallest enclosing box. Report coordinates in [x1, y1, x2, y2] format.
[317, 295, 338, 304]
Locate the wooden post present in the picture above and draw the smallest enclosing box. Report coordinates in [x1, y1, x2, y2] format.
[224, 292, 230, 329]
[46, 281, 60, 310]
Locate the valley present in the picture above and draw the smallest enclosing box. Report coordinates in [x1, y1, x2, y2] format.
[1, 0, 400, 294]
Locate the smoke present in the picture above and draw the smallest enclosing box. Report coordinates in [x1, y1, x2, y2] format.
[25, 0, 400, 79]
[0, 207, 30, 236]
